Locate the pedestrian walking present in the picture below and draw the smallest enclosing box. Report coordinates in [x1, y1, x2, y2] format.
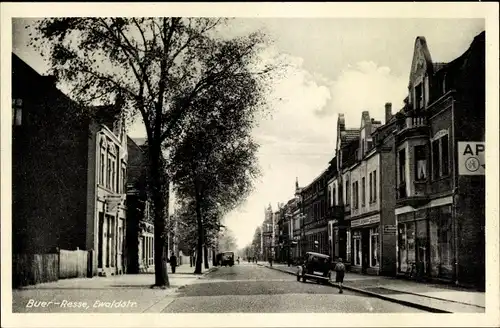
[334, 258, 346, 293]
[169, 254, 178, 274]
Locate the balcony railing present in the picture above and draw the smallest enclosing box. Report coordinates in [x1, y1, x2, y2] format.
[397, 116, 427, 131]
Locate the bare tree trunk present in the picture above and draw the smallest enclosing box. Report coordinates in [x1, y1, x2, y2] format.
[204, 243, 209, 269]
[150, 144, 169, 287]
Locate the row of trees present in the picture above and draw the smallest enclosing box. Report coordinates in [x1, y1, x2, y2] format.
[30, 17, 279, 287]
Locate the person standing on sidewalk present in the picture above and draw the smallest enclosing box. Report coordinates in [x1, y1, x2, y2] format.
[334, 258, 346, 294]
[169, 254, 178, 274]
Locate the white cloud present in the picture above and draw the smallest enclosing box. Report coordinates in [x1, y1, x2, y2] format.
[327, 61, 407, 127]
[225, 59, 409, 249]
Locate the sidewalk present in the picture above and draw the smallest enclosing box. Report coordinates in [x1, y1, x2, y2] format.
[12, 264, 217, 313]
[258, 262, 485, 313]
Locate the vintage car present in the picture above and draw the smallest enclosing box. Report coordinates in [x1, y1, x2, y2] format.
[220, 251, 235, 267]
[297, 252, 332, 284]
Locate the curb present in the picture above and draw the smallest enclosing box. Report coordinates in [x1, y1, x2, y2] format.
[258, 264, 451, 313]
[200, 267, 219, 278]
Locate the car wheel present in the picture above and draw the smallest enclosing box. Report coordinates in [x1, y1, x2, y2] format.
[296, 274, 300, 281]
[302, 276, 306, 282]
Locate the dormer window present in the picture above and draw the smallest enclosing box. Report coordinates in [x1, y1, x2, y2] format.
[415, 83, 424, 109]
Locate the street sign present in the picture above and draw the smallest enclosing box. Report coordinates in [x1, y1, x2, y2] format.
[458, 142, 485, 176]
[383, 225, 397, 235]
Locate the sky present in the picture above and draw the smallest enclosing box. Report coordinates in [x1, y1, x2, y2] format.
[11, 17, 485, 249]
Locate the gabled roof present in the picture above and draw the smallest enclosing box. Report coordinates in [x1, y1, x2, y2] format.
[342, 129, 359, 142]
[433, 62, 447, 73]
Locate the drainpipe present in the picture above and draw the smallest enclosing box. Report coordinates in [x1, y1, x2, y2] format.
[451, 99, 459, 286]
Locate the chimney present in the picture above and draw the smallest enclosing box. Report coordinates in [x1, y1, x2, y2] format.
[385, 102, 392, 123]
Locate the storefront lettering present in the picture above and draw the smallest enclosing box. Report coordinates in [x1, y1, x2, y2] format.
[458, 141, 485, 176]
[351, 215, 380, 228]
[383, 225, 397, 234]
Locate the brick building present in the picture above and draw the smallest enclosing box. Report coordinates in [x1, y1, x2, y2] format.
[300, 171, 329, 256]
[326, 156, 345, 263]
[394, 31, 485, 288]
[12, 53, 128, 278]
[125, 137, 155, 273]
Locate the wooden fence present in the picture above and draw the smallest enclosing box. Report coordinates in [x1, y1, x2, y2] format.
[13, 248, 92, 287]
[12, 253, 58, 287]
[58, 249, 89, 279]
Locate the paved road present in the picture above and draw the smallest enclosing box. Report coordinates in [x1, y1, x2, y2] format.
[161, 263, 426, 313]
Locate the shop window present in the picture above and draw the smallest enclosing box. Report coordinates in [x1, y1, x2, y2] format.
[431, 206, 453, 279]
[370, 227, 379, 267]
[334, 229, 339, 258]
[416, 220, 428, 275]
[361, 177, 366, 207]
[415, 145, 427, 181]
[353, 231, 362, 266]
[346, 230, 351, 262]
[398, 222, 416, 273]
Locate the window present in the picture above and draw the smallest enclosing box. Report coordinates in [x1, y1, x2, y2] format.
[361, 177, 366, 207]
[415, 83, 424, 109]
[346, 230, 351, 262]
[122, 166, 126, 194]
[345, 177, 350, 205]
[332, 186, 336, 206]
[414, 145, 427, 181]
[398, 148, 406, 185]
[328, 186, 332, 207]
[353, 231, 362, 266]
[441, 135, 449, 176]
[106, 158, 111, 189]
[432, 134, 450, 179]
[370, 227, 379, 267]
[432, 140, 440, 179]
[352, 182, 356, 209]
[12, 98, 23, 126]
[373, 170, 377, 202]
[111, 158, 116, 192]
[100, 152, 105, 185]
[369, 173, 373, 203]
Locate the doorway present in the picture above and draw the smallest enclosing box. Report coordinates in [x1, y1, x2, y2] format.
[98, 212, 104, 269]
[361, 229, 370, 273]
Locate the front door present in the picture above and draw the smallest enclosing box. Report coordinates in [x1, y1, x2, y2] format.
[361, 229, 370, 273]
[98, 213, 104, 269]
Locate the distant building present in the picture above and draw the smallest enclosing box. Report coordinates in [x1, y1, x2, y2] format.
[125, 137, 154, 273]
[326, 156, 346, 263]
[300, 170, 329, 256]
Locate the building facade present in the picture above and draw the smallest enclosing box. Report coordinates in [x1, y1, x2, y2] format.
[12, 54, 128, 278]
[394, 32, 485, 288]
[300, 171, 329, 256]
[343, 110, 397, 275]
[125, 137, 155, 273]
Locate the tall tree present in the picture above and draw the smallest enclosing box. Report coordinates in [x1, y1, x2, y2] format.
[30, 18, 275, 287]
